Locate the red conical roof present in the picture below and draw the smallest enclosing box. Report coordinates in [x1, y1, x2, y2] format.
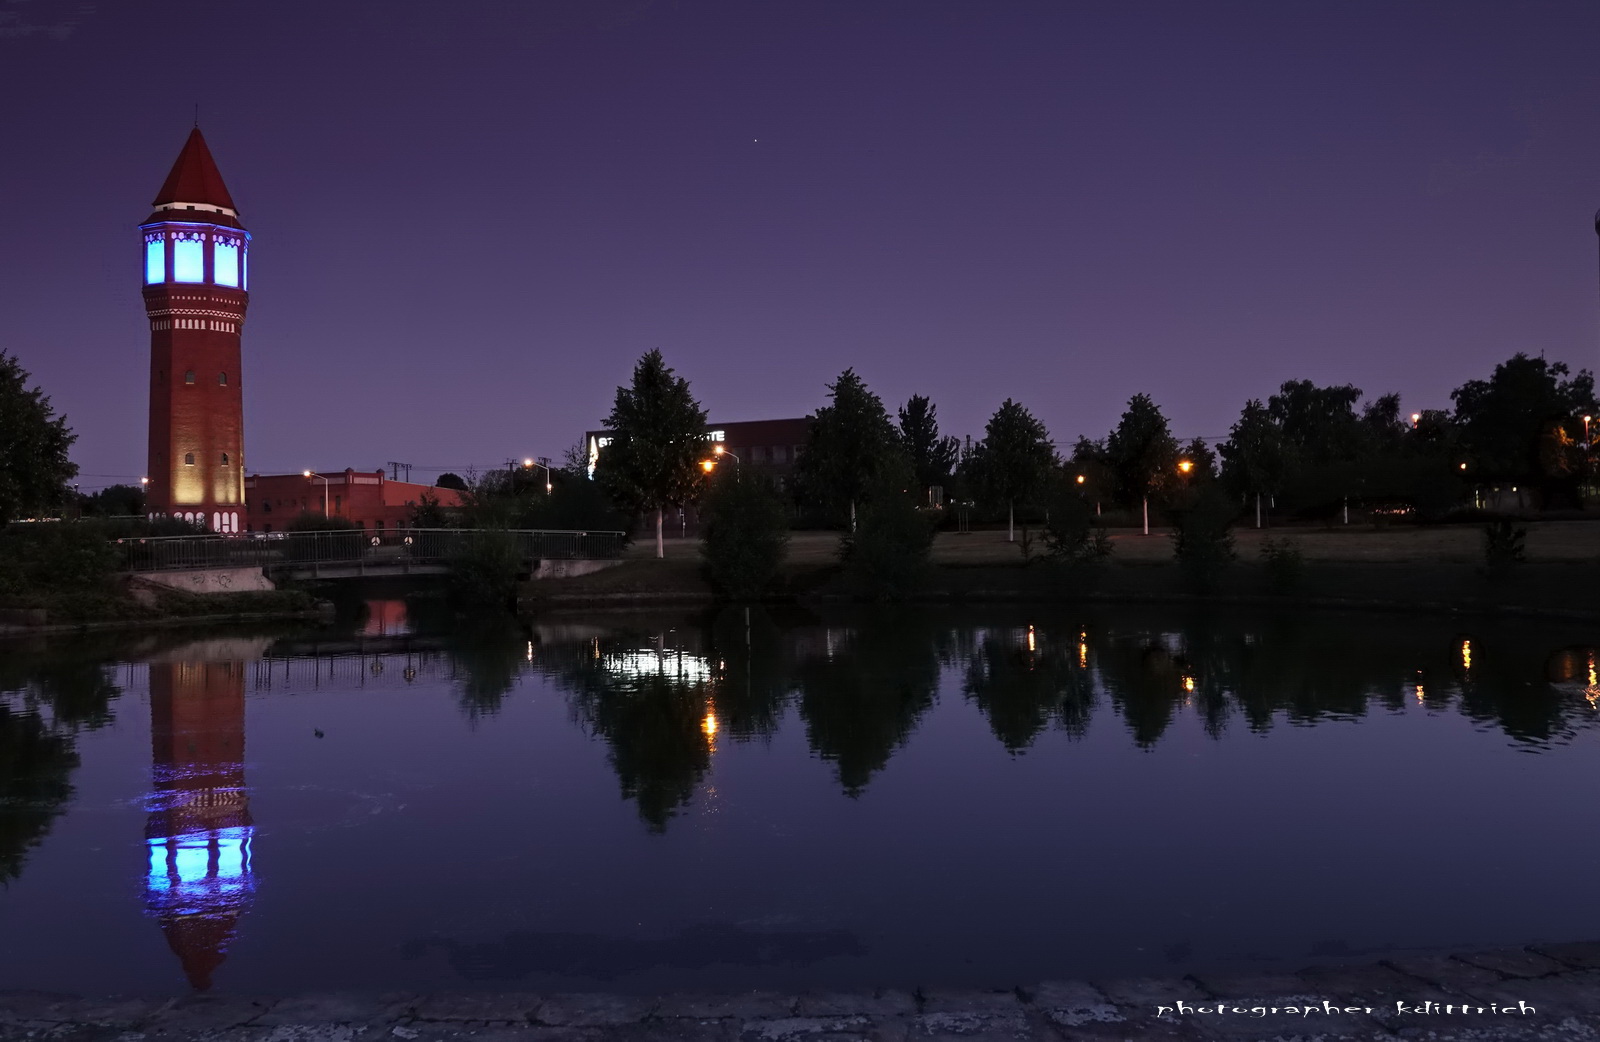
[152, 127, 237, 212]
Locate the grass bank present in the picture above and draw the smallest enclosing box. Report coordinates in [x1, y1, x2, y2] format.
[0, 578, 326, 634]
[520, 520, 1600, 619]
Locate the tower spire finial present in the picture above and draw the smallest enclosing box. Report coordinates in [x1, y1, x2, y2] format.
[193, 103, 199, 128]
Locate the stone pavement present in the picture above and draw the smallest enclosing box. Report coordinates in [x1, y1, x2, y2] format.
[6, 942, 1600, 1042]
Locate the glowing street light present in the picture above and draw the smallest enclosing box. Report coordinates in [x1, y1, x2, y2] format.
[302, 470, 330, 516]
[522, 458, 553, 493]
[1177, 459, 1194, 475]
[1075, 474, 1085, 484]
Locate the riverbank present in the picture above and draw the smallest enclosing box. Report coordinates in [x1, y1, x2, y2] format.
[7, 940, 1599, 1041]
[0, 584, 328, 636]
[521, 521, 1600, 620]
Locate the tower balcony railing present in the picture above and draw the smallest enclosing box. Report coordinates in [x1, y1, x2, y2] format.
[116, 527, 627, 573]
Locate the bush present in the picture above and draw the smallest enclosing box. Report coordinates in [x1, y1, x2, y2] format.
[0, 523, 118, 597]
[700, 472, 789, 599]
[1041, 485, 1114, 565]
[1169, 487, 1237, 593]
[1259, 535, 1305, 595]
[447, 529, 524, 609]
[1483, 518, 1527, 577]
[841, 489, 934, 599]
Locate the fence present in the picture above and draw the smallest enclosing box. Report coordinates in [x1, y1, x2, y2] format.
[117, 527, 627, 573]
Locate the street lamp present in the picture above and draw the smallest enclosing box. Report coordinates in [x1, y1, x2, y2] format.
[1177, 459, 1193, 475]
[713, 445, 740, 466]
[303, 470, 329, 516]
[522, 458, 553, 493]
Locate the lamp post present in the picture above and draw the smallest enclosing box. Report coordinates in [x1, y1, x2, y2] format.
[523, 458, 553, 493]
[303, 470, 329, 516]
[704, 445, 741, 480]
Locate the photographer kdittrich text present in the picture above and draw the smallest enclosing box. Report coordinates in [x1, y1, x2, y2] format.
[1156, 999, 1537, 1019]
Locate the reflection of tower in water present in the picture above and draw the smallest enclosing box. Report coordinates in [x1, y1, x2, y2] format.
[144, 660, 254, 991]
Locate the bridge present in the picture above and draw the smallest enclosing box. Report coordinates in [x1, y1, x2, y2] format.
[117, 528, 628, 581]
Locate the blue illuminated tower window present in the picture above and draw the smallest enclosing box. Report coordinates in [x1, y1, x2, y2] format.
[173, 238, 204, 283]
[214, 239, 239, 287]
[241, 243, 248, 291]
[145, 238, 164, 283]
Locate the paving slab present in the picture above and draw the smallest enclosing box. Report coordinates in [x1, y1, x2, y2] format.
[410, 994, 543, 1025]
[1092, 976, 1209, 1011]
[794, 993, 916, 1018]
[737, 1014, 874, 1042]
[1297, 962, 1476, 1032]
[0, 995, 153, 1029]
[654, 994, 798, 1021]
[1442, 971, 1600, 1020]
[252, 994, 417, 1027]
[906, 1008, 1031, 1042]
[1534, 945, 1600, 973]
[139, 995, 278, 1036]
[1454, 949, 1569, 979]
[536, 995, 661, 1027]
[1178, 970, 1391, 1041]
[1380, 954, 1505, 993]
[1028, 980, 1123, 1029]
[916, 994, 1021, 1017]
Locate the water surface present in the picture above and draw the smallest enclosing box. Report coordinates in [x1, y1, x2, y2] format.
[1, 600, 1597, 994]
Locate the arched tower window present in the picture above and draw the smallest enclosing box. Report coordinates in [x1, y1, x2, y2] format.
[172, 234, 205, 283]
[144, 235, 165, 284]
[218, 372, 228, 386]
[214, 238, 240, 288]
[221, 453, 230, 466]
[184, 370, 195, 385]
[183, 453, 195, 466]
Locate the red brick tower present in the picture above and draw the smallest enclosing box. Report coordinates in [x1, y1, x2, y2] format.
[142, 128, 250, 533]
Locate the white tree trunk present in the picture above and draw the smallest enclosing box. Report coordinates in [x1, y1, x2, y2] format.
[655, 507, 664, 559]
[1255, 493, 1262, 529]
[1142, 496, 1149, 535]
[849, 499, 857, 533]
[1008, 501, 1015, 542]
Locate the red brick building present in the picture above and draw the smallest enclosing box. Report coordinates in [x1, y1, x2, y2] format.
[142, 128, 251, 533]
[244, 470, 465, 533]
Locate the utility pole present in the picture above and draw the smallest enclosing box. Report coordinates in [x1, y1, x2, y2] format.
[386, 461, 413, 482]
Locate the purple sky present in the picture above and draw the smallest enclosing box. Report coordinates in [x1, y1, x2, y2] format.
[3, 0, 1598, 490]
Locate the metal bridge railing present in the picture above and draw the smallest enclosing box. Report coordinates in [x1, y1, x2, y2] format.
[118, 527, 627, 573]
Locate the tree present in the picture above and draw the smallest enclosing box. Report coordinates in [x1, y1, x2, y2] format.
[897, 394, 959, 496]
[1105, 394, 1178, 534]
[1267, 380, 1364, 465]
[596, 350, 709, 558]
[794, 369, 904, 531]
[0, 353, 77, 525]
[700, 470, 790, 599]
[1180, 437, 1217, 482]
[80, 483, 144, 517]
[1066, 437, 1114, 516]
[1219, 400, 1289, 528]
[1450, 353, 1598, 497]
[435, 472, 468, 492]
[841, 481, 934, 599]
[966, 399, 1055, 541]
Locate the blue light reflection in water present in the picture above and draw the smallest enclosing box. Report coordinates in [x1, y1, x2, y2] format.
[145, 826, 253, 898]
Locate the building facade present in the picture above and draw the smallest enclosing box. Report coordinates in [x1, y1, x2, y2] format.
[244, 469, 466, 532]
[142, 128, 251, 533]
[585, 417, 812, 482]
